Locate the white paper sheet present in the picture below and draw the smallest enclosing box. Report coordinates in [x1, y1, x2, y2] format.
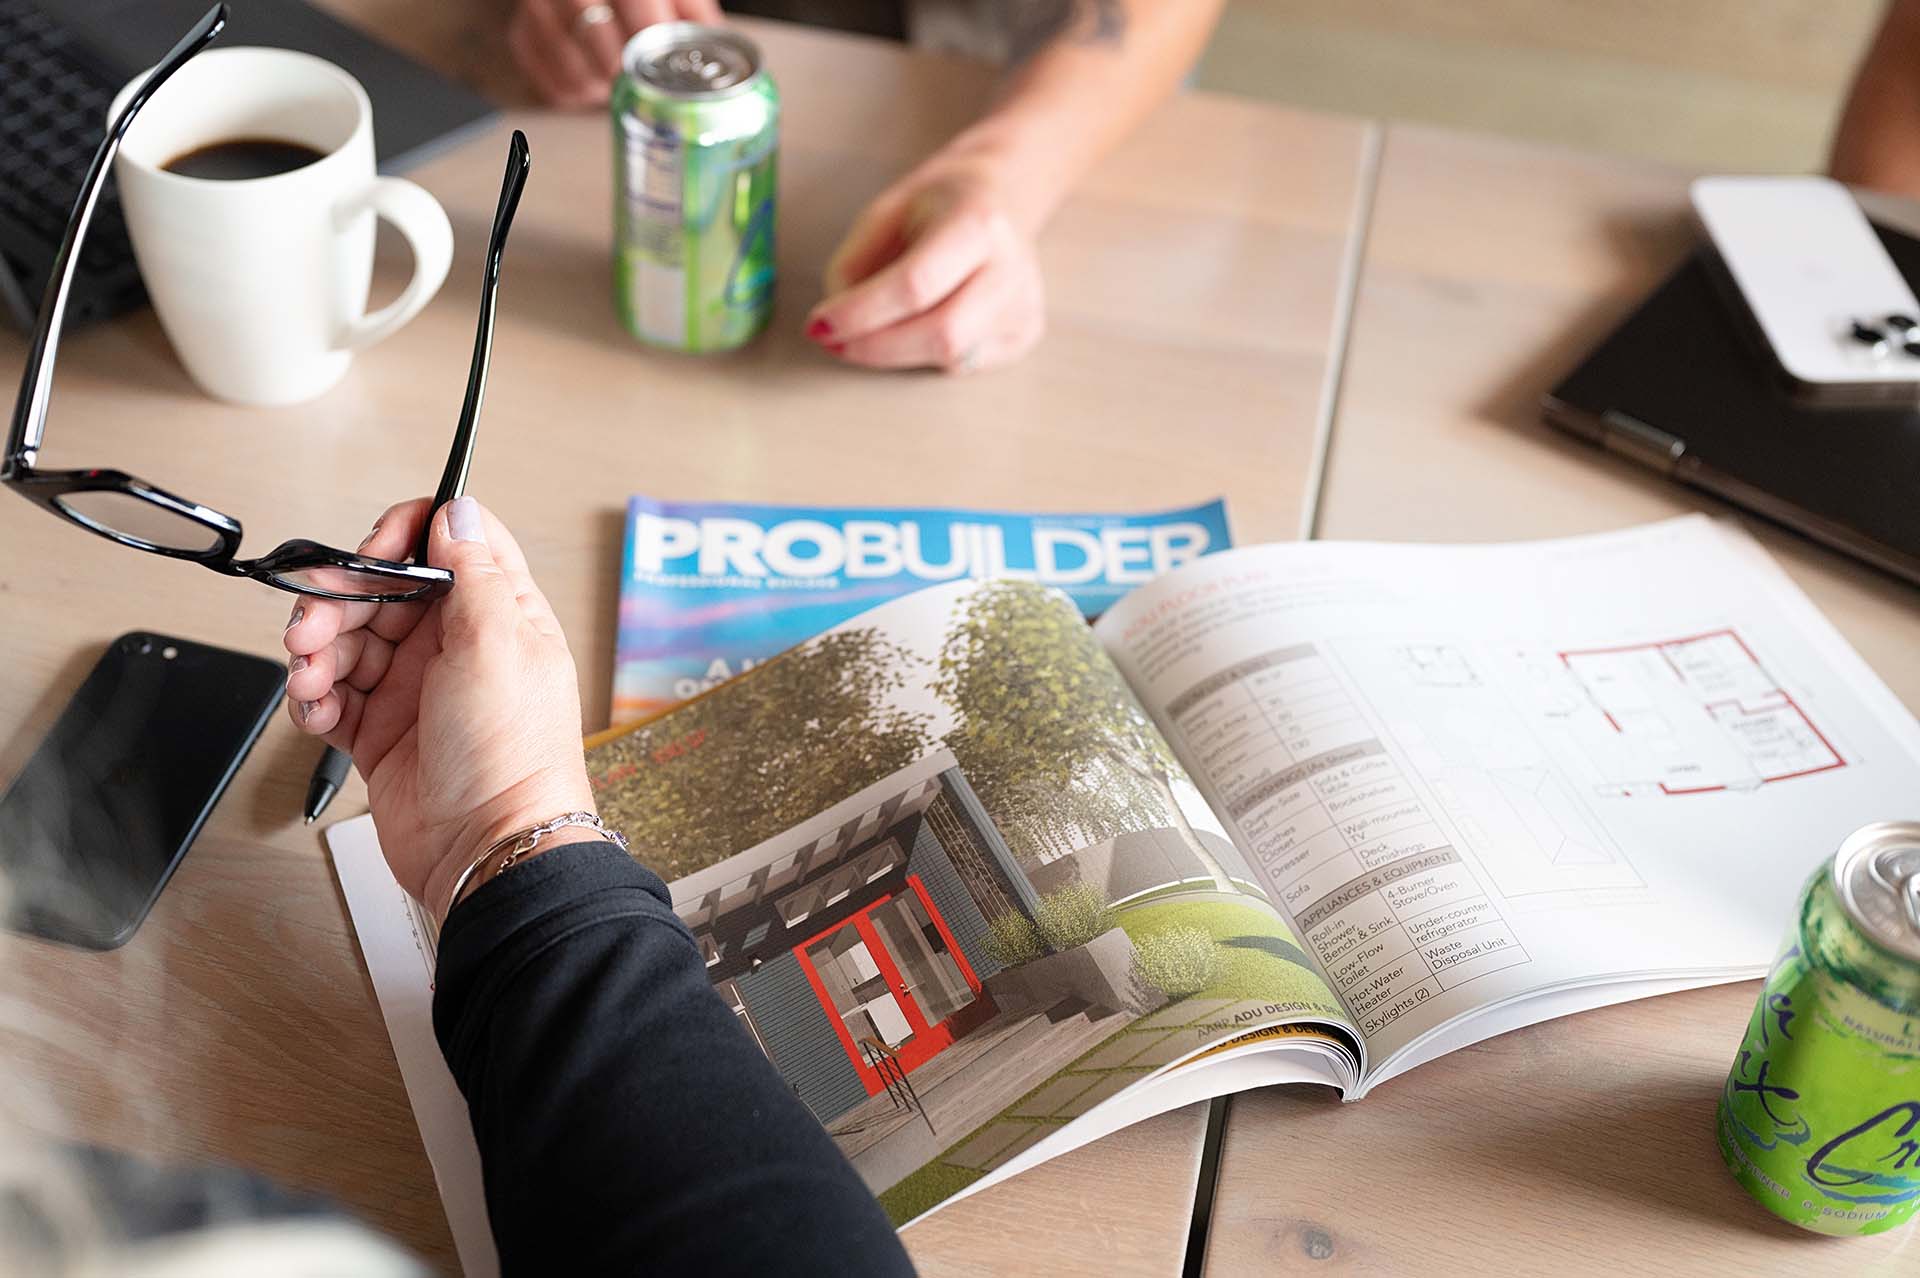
[328, 815, 498, 1278]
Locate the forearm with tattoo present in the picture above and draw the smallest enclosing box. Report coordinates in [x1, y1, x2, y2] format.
[1008, 0, 1130, 62]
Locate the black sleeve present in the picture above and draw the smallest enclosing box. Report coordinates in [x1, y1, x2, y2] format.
[432, 839, 916, 1277]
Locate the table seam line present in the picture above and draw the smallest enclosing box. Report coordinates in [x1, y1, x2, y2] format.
[1300, 119, 1386, 544]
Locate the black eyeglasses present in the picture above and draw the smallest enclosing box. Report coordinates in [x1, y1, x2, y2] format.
[1, 3, 532, 604]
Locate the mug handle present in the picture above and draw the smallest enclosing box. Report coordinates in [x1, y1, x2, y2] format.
[335, 177, 454, 352]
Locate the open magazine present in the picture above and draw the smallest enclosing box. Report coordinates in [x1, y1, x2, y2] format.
[329, 515, 1920, 1275]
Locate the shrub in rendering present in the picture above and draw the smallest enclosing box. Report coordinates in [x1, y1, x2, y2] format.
[1132, 926, 1221, 1000]
[983, 910, 1045, 967]
[1033, 881, 1117, 953]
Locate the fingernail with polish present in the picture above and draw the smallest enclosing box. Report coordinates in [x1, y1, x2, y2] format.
[285, 606, 304, 631]
[299, 701, 316, 724]
[449, 496, 484, 543]
[289, 655, 308, 675]
[806, 317, 833, 340]
[357, 522, 382, 551]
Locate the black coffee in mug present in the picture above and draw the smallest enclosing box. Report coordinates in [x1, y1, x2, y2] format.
[162, 138, 326, 181]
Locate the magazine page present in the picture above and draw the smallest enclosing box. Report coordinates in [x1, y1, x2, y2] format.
[1093, 516, 1920, 1091]
[585, 575, 1356, 1222]
[611, 496, 1231, 723]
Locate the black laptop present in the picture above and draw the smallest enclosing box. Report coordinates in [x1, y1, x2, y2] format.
[0, 0, 496, 330]
[1543, 223, 1920, 589]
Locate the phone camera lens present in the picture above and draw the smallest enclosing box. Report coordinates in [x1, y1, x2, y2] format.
[138, 640, 153, 654]
[1850, 320, 1890, 356]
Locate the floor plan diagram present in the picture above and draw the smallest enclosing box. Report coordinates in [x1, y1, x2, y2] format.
[1555, 630, 1845, 797]
[1335, 640, 1645, 902]
[1255, 626, 1846, 907]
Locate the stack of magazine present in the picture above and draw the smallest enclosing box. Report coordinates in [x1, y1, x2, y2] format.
[330, 507, 1920, 1277]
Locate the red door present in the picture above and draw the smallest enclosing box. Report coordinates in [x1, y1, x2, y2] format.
[793, 877, 989, 1094]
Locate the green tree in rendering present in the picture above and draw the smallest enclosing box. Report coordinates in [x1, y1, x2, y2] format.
[934, 581, 1241, 892]
[590, 628, 932, 880]
[995, 758, 1165, 861]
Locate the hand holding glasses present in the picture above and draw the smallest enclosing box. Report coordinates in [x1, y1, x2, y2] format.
[2, 2, 533, 604]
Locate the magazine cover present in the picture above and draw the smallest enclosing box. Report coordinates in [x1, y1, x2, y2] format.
[611, 496, 1232, 723]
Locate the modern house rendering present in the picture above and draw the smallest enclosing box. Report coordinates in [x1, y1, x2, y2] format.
[667, 749, 1044, 1127]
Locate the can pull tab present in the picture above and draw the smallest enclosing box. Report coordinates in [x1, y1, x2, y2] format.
[1867, 848, 1920, 934]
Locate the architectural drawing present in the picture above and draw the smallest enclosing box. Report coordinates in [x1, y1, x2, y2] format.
[1333, 640, 1644, 901]
[1555, 630, 1844, 796]
[1396, 643, 1482, 689]
[1325, 627, 1847, 900]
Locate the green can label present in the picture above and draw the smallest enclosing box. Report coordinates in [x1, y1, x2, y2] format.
[613, 24, 777, 353]
[1717, 881, 1920, 1235]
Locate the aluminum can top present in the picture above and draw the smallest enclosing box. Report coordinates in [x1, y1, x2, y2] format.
[1833, 820, 1920, 963]
[623, 23, 761, 97]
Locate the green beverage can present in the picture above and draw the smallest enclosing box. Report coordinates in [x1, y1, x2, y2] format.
[612, 23, 777, 351]
[1716, 821, 1920, 1236]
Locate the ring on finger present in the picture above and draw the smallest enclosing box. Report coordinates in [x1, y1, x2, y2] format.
[573, 3, 616, 36]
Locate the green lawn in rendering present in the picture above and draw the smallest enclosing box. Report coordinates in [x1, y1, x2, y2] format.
[878, 1156, 990, 1224]
[1117, 896, 1336, 1010]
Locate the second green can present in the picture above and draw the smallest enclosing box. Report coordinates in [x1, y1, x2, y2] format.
[1716, 822, 1920, 1236]
[613, 23, 777, 352]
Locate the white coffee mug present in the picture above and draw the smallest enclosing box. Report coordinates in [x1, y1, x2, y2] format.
[109, 48, 452, 406]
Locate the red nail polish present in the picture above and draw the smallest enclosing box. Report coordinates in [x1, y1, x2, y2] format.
[807, 317, 833, 340]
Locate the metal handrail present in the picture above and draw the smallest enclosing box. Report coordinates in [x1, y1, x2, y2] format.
[858, 1035, 902, 1062]
[858, 1037, 934, 1137]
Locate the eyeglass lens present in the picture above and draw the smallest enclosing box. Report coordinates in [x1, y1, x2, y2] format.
[53, 490, 223, 553]
[266, 563, 428, 599]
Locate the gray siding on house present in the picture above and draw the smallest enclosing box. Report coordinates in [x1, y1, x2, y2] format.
[736, 951, 870, 1126]
[909, 821, 1004, 981]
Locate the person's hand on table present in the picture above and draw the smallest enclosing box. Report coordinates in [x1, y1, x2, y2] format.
[282, 496, 595, 923]
[508, 0, 723, 107]
[805, 152, 1046, 374]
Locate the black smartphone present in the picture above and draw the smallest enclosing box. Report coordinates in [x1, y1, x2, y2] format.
[0, 633, 284, 949]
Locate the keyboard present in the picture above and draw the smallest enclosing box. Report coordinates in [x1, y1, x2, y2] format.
[0, 0, 146, 329]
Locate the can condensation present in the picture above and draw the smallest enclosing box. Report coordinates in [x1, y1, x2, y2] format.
[1716, 822, 1920, 1236]
[613, 23, 777, 351]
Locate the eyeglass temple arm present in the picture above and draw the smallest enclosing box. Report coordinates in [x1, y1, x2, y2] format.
[2, 4, 227, 479]
[412, 129, 531, 564]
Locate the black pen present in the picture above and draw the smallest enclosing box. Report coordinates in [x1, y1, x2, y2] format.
[304, 745, 351, 824]
[297, 131, 529, 830]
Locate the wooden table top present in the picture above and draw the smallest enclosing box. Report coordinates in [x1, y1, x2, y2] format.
[0, 13, 1371, 1275]
[1199, 122, 1920, 1276]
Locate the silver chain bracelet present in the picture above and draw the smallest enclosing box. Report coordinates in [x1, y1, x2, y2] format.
[446, 811, 630, 911]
